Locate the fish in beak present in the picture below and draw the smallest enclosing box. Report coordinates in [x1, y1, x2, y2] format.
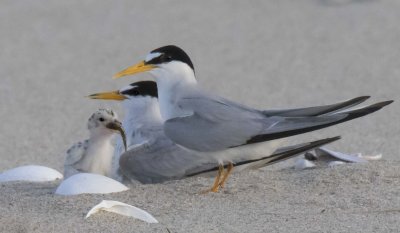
[106, 121, 127, 151]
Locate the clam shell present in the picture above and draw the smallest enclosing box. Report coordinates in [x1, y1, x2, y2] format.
[55, 173, 128, 195]
[0, 165, 63, 182]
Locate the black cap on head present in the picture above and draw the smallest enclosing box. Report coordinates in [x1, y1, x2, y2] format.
[145, 45, 194, 72]
[120, 81, 158, 98]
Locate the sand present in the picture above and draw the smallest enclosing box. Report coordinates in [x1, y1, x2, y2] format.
[0, 0, 399, 232]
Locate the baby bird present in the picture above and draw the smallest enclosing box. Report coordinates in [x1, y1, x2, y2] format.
[64, 109, 127, 179]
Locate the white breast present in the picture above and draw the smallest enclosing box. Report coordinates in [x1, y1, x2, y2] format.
[77, 138, 114, 177]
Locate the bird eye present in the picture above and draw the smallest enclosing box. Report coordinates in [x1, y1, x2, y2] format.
[161, 54, 172, 62]
[99, 117, 105, 122]
[133, 90, 140, 96]
[165, 55, 172, 61]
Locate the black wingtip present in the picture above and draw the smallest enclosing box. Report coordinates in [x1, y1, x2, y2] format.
[310, 136, 341, 144]
[375, 100, 394, 108]
[187, 136, 342, 177]
[247, 99, 392, 145]
[326, 135, 342, 142]
[264, 135, 341, 165]
[316, 96, 371, 116]
[356, 96, 371, 101]
[350, 100, 394, 115]
[322, 96, 371, 115]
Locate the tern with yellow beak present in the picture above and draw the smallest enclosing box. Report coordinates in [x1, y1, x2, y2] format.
[64, 109, 127, 179]
[112, 45, 393, 191]
[89, 81, 342, 189]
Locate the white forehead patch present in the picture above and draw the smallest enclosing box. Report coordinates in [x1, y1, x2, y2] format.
[145, 52, 162, 62]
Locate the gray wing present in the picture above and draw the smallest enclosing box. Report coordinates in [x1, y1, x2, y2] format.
[164, 93, 392, 152]
[64, 140, 89, 178]
[118, 130, 216, 184]
[164, 95, 268, 152]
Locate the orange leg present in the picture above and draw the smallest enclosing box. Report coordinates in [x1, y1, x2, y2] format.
[218, 162, 234, 189]
[201, 164, 224, 193]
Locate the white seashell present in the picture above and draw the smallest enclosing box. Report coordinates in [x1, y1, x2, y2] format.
[55, 173, 128, 195]
[361, 154, 382, 161]
[328, 161, 346, 167]
[85, 200, 158, 223]
[294, 158, 316, 170]
[354, 153, 363, 158]
[315, 148, 368, 163]
[0, 165, 63, 182]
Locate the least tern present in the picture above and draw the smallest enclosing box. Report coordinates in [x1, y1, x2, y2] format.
[113, 45, 393, 191]
[91, 82, 337, 190]
[64, 109, 127, 179]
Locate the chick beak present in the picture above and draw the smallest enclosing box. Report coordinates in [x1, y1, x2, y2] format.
[106, 121, 127, 151]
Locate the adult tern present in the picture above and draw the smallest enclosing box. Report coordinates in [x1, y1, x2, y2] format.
[112, 45, 393, 191]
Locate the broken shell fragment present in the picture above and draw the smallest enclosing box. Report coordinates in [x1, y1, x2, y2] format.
[85, 200, 158, 223]
[361, 154, 382, 161]
[328, 161, 346, 167]
[315, 147, 368, 163]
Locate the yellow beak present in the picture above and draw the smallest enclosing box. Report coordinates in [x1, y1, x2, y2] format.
[113, 61, 155, 79]
[88, 90, 126, 101]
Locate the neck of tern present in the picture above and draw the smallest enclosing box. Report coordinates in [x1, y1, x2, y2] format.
[150, 62, 197, 120]
[122, 96, 163, 146]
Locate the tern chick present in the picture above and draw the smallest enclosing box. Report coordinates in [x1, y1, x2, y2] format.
[64, 109, 127, 179]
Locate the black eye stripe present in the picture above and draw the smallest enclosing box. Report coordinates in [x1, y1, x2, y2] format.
[121, 88, 140, 96]
[120, 81, 158, 98]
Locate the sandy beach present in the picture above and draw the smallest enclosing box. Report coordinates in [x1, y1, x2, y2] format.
[0, 0, 399, 232]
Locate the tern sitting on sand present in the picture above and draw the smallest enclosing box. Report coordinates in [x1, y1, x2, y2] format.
[90, 81, 339, 190]
[112, 45, 393, 192]
[63, 109, 127, 179]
